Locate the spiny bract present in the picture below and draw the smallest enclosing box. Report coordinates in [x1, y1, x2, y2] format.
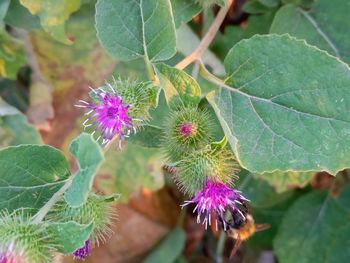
[49, 194, 116, 246]
[0, 211, 57, 263]
[176, 146, 240, 196]
[163, 108, 214, 161]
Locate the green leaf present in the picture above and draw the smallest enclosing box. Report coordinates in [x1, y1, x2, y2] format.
[270, 1, 350, 64]
[254, 171, 315, 193]
[207, 34, 350, 174]
[143, 227, 186, 263]
[99, 143, 164, 203]
[19, 0, 81, 44]
[129, 125, 163, 148]
[242, 0, 272, 14]
[281, 0, 315, 8]
[95, 0, 176, 62]
[64, 133, 104, 208]
[47, 221, 94, 254]
[0, 30, 26, 79]
[171, 0, 201, 28]
[4, 0, 40, 30]
[258, 0, 279, 7]
[0, 145, 70, 213]
[155, 63, 201, 108]
[0, 98, 41, 147]
[211, 12, 275, 60]
[0, 0, 10, 24]
[274, 187, 350, 263]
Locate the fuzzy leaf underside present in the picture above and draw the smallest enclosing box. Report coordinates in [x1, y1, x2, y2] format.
[48, 221, 94, 254]
[208, 34, 350, 174]
[64, 133, 104, 208]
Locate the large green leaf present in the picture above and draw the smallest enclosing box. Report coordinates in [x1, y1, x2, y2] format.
[48, 221, 94, 254]
[207, 34, 350, 174]
[254, 171, 315, 193]
[274, 187, 350, 263]
[171, 0, 201, 28]
[155, 63, 201, 108]
[95, 0, 176, 62]
[64, 133, 104, 208]
[99, 143, 164, 203]
[143, 227, 186, 263]
[270, 0, 350, 64]
[0, 98, 41, 147]
[19, 0, 81, 44]
[0, 145, 70, 213]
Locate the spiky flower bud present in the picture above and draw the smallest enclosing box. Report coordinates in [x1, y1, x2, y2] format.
[164, 108, 214, 161]
[50, 194, 116, 247]
[0, 212, 57, 263]
[76, 79, 156, 148]
[175, 145, 240, 196]
[182, 179, 249, 230]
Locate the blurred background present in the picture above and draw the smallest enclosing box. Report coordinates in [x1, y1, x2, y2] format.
[1, 0, 348, 262]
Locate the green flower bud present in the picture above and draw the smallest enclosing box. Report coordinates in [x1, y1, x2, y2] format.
[163, 108, 214, 161]
[176, 146, 240, 196]
[0, 211, 57, 263]
[49, 194, 116, 246]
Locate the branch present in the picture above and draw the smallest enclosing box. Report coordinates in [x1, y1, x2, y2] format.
[176, 0, 234, 70]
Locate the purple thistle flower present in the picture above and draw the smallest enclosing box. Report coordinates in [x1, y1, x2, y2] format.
[179, 122, 198, 137]
[182, 179, 249, 231]
[73, 240, 91, 260]
[75, 86, 134, 148]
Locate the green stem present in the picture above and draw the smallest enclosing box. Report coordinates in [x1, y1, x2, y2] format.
[31, 177, 73, 224]
[144, 55, 156, 82]
[215, 229, 227, 263]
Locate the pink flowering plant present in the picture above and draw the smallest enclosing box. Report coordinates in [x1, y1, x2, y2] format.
[1, 0, 350, 262]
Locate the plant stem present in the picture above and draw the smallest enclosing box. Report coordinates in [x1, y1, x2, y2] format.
[215, 229, 227, 263]
[31, 177, 73, 224]
[176, 0, 234, 70]
[144, 55, 157, 82]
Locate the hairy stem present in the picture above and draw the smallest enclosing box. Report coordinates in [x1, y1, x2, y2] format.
[176, 0, 234, 70]
[31, 177, 73, 224]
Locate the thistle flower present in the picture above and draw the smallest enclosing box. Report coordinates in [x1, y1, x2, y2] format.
[76, 79, 155, 148]
[0, 212, 57, 263]
[163, 108, 214, 161]
[182, 179, 249, 231]
[176, 146, 240, 196]
[73, 240, 90, 260]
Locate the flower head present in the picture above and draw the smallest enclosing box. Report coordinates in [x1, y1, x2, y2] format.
[164, 108, 214, 161]
[76, 87, 133, 148]
[179, 122, 198, 137]
[182, 179, 249, 231]
[73, 240, 90, 260]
